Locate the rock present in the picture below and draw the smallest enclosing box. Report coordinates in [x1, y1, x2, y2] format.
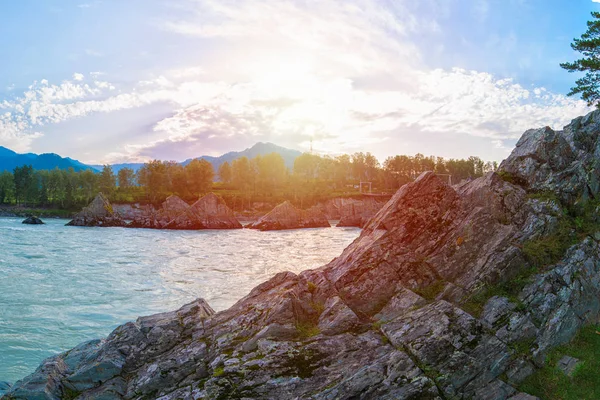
[0, 382, 10, 397]
[66, 193, 125, 227]
[10, 109, 600, 399]
[130, 194, 242, 230]
[22, 216, 44, 225]
[248, 201, 330, 230]
[312, 197, 387, 228]
[557, 355, 581, 377]
[188, 193, 243, 229]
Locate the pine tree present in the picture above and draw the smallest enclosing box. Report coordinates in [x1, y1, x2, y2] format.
[561, 12, 600, 107]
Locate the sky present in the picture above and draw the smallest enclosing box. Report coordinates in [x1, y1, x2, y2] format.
[0, 0, 598, 164]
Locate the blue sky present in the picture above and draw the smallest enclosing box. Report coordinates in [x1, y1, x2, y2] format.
[0, 0, 598, 164]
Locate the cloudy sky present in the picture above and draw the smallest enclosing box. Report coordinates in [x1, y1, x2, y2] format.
[0, 0, 597, 164]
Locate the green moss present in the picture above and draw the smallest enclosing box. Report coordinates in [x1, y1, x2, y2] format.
[279, 348, 325, 379]
[527, 191, 560, 203]
[497, 170, 528, 186]
[461, 267, 536, 317]
[519, 324, 600, 400]
[307, 281, 317, 294]
[509, 337, 537, 359]
[213, 366, 225, 377]
[296, 321, 321, 339]
[413, 280, 446, 301]
[62, 386, 82, 400]
[522, 216, 576, 269]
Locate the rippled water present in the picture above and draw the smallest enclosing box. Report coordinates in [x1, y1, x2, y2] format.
[0, 217, 359, 383]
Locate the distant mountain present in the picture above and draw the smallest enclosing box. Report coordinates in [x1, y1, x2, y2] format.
[99, 142, 303, 174]
[0, 146, 94, 172]
[182, 142, 302, 171]
[0, 142, 303, 175]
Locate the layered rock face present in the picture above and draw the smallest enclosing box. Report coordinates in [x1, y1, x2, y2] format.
[314, 197, 387, 228]
[129, 194, 242, 230]
[66, 193, 125, 227]
[7, 111, 600, 399]
[248, 201, 330, 230]
[336, 197, 386, 227]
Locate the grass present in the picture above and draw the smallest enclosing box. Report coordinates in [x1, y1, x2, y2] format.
[462, 196, 600, 318]
[295, 321, 321, 339]
[413, 280, 446, 301]
[519, 324, 600, 400]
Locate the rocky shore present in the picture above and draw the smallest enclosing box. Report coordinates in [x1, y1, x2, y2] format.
[247, 201, 330, 230]
[8, 110, 600, 399]
[67, 193, 243, 230]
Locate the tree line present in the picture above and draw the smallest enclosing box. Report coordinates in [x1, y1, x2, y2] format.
[0, 152, 496, 210]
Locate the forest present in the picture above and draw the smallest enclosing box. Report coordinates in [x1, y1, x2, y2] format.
[0, 152, 497, 210]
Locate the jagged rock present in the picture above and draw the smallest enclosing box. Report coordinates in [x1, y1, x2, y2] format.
[188, 193, 243, 229]
[66, 193, 125, 227]
[22, 216, 44, 225]
[314, 197, 387, 227]
[129, 194, 242, 230]
[10, 110, 600, 399]
[0, 382, 10, 397]
[248, 201, 330, 230]
[337, 197, 387, 227]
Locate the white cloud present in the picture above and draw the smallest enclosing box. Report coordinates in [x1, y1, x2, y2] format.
[0, 0, 591, 162]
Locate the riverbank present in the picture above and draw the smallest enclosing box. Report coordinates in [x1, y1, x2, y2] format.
[0, 207, 73, 219]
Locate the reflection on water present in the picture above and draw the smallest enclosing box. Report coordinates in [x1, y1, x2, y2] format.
[0, 217, 359, 383]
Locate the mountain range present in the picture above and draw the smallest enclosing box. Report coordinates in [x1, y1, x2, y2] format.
[0, 146, 92, 172]
[0, 142, 303, 174]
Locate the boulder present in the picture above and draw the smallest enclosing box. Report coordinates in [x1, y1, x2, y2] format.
[130, 194, 242, 230]
[189, 193, 243, 229]
[66, 193, 125, 227]
[336, 197, 386, 227]
[22, 216, 44, 225]
[247, 201, 330, 230]
[10, 109, 600, 399]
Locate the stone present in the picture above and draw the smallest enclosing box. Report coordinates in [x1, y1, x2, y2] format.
[248, 201, 330, 230]
[22, 216, 44, 225]
[10, 109, 600, 399]
[129, 193, 242, 230]
[66, 193, 125, 227]
[557, 355, 581, 377]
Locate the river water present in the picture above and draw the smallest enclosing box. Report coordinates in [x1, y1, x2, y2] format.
[0, 217, 359, 383]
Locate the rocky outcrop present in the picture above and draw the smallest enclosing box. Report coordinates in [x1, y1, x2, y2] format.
[188, 193, 243, 229]
[336, 197, 387, 227]
[8, 110, 600, 399]
[248, 201, 330, 230]
[22, 216, 44, 225]
[129, 194, 242, 230]
[314, 197, 387, 227]
[66, 193, 125, 227]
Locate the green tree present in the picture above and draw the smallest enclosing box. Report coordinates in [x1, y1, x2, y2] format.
[218, 161, 232, 184]
[117, 167, 135, 190]
[98, 165, 117, 196]
[185, 159, 214, 196]
[0, 171, 14, 204]
[561, 12, 600, 106]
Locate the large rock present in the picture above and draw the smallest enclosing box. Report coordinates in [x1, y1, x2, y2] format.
[248, 200, 331, 230]
[188, 193, 243, 229]
[9, 110, 600, 399]
[22, 216, 44, 225]
[314, 197, 387, 227]
[130, 194, 242, 230]
[66, 193, 125, 227]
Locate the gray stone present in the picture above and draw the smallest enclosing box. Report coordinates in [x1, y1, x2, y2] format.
[557, 355, 581, 377]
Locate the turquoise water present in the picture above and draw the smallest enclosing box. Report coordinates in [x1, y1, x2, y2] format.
[0, 217, 359, 384]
